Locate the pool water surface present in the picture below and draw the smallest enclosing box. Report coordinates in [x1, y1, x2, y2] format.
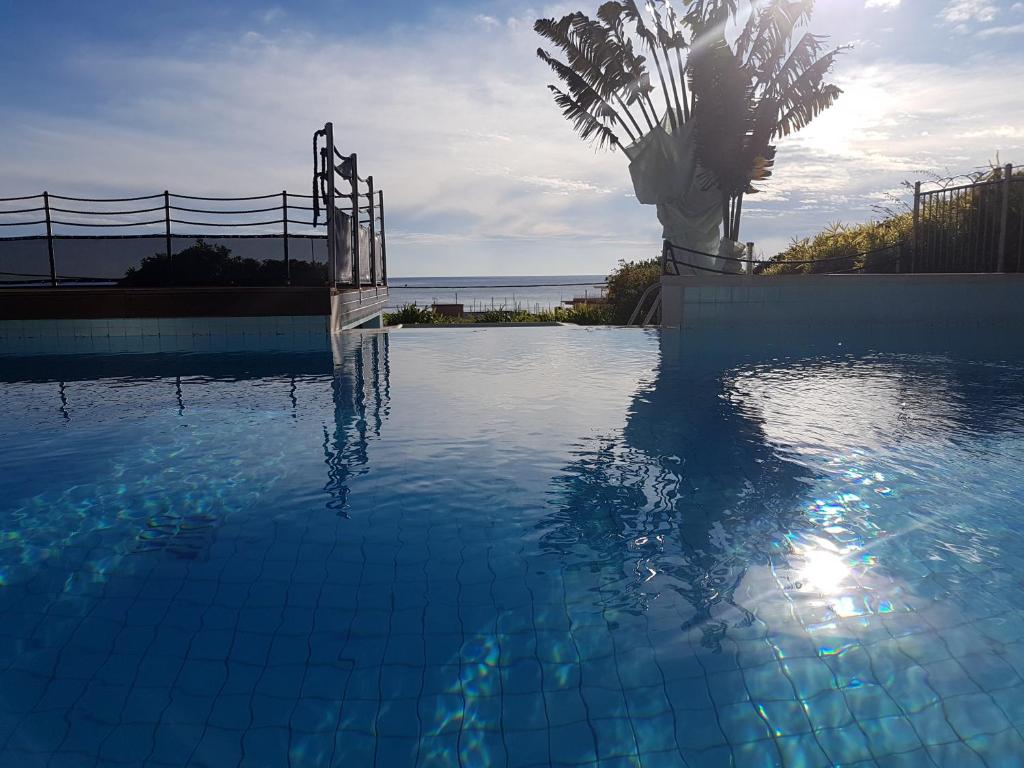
[2, 326, 1024, 767]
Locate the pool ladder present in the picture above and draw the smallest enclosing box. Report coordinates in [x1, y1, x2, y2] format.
[627, 282, 662, 326]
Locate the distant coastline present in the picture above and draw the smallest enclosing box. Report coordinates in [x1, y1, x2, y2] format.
[386, 274, 607, 312]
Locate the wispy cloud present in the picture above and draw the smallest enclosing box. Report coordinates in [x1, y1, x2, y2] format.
[976, 22, 1024, 36]
[0, 5, 1022, 270]
[941, 0, 999, 24]
[865, 0, 901, 10]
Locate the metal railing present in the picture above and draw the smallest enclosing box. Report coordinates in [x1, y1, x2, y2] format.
[661, 240, 903, 276]
[913, 164, 1022, 273]
[0, 124, 389, 289]
[312, 122, 387, 291]
[0, 189, 343, 287]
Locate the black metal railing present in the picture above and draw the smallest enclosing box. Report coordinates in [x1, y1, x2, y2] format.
[0, 190, 328, 287]
[1, 127, 389, 290]
[913, 164, 1022, 273]
[662, 240, 904, 276]
[312, 122, 387, 291]
[663, 165, 1022, 277]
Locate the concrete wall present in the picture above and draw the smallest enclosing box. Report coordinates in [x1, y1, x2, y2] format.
[0, 316, 328, 356]
[662, 273, 1024, 330]
[330, 286, 388, 331]
[0, 287, 328, 320]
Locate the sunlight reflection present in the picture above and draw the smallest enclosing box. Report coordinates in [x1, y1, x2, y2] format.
[796, 547, 850, 595]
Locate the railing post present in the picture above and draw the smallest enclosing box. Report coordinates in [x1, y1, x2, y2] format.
[911, 181, 921, 273]
[378, 190, 388, 286]
[325, 122, 337, 287]
[998, 163, 1012, 273]
[282, 190, 290, 285]
[745, 241, 755, 275]
[43, 191, 56, 287]
[350, 153, 360, 289]
[163, 190, 173, 283]
[367, 176, 377, 286]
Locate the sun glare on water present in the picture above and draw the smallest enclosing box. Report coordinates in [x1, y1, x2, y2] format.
[796, 546, 851, 595]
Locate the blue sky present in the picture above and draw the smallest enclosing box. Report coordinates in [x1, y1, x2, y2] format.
[1, 0, 1023, 275]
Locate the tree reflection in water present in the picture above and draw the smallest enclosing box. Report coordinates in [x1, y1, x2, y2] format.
[539, 329, 809, 651]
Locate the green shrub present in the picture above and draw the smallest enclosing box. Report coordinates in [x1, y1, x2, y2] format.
[119, 239, 328, 286]
[605, 258, 661, 323]
[759, 217, 911, 275]
[555, 303, 615, 324]
[476, 309, 536, 323]
[384, 304, 436, 325]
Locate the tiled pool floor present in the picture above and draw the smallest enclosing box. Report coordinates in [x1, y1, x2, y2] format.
[2, 328, 1024, 766]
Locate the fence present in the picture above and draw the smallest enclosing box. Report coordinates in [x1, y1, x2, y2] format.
[913, 164, 1022, 273]
[0, 191, 333, 287]
[0, 122, 388, 289]
[662, 240, 904, 276]
[663, 164, 1022, 277]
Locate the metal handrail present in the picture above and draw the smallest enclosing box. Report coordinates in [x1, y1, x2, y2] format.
[627, 282, 661, 326]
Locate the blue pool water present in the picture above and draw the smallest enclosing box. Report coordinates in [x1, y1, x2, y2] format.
[2, 326, 1024, 767]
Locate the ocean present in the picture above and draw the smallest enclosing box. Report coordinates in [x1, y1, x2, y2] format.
[385, 275, 607, 312]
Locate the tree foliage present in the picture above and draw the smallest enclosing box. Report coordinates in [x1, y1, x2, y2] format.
[605, 257, 662, 323]
[119, 239, 327, 287]
[535, 0, 844, 241]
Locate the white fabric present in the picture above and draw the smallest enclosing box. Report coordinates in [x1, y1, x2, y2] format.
[622, 116, 725, 274]
[333, 211, 383, 284]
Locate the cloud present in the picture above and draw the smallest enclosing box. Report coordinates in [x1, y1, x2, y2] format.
[865, 0, 901, 10]
[941, 0, 999, 24]
[0, 6, 1022, 270]
[745, 57, 1024, 248]
[976, 22, 1024, 36]
[0, 14, 658, 275]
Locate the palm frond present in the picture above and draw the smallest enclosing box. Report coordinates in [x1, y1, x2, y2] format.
[534, 16, 617, 99]
[619, 0, 678, 129]
[647, 1, 686, 125]
[537, 47, 638, 142]
[761, 31, 827, 95]
[737, 0, 813, 69]
[774, 83, 841, 138]
[688, 35, 751, 195]
[547, 85, 621, 149]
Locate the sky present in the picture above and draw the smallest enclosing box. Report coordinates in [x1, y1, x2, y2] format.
[1, 0, 1023, 276]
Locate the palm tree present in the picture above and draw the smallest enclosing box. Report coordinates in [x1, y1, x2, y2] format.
[535, 0, 844, 250]
[689, 1, 846, 241]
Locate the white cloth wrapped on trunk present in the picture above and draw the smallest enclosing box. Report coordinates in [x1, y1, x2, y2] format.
[622, 116, 740, 274]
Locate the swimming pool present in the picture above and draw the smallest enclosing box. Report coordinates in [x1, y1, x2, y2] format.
[2, 326, 1024, 767]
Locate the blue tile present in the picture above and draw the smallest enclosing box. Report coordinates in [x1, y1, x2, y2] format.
[249, 694, 293, 729]
[192, 726, 243, 767]
[548, 720, 597, 765]
[7, 710, 68, 753]
[150, 722, 204, 765]
[859, 715, 922, 757]
[673, 707, 727, 751]
[99, 723, 156, 764]
[815, 725, 874, 765]
[241, 726, 290, 766]
[60, 716, 114, 757]
[944, 692, 1011, 739]
[376, 697, 422, 739]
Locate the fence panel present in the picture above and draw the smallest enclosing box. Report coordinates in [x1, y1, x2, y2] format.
[914, 166, 1021, 273]
[0, 188, 388, 289]
[0, 237, 52, 286]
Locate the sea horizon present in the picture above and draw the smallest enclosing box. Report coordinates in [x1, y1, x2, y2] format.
[384, 274, 608, 311]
